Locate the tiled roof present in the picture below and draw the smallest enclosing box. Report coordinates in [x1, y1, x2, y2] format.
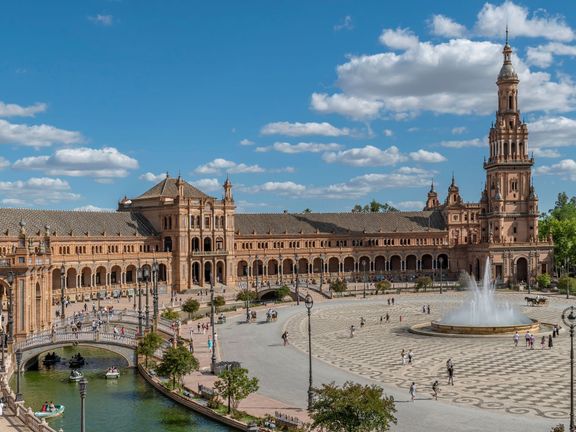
[0, 208, 157, 237]
[235, 210, 446, 235]
[134, 176, 209, 200]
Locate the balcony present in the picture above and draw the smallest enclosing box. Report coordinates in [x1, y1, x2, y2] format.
[190, 250, 228, 257]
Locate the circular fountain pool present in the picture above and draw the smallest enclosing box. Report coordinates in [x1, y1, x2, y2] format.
[429, 319, 540, 335]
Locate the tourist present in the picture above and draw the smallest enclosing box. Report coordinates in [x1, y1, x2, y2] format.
[380, 316, 383, 324]
[427, 305, 431, 315]
[0, 397, 4, 416]
[350, 325, 355, 338]
[409, 382, 416, 401]
[422, 305, 426, 313]
[432, 380, 439, 400]
[530, 333, 535, 350]
[387, 298, 391, 306]
[513, 331, 519, 347]
[401, 349, 406, 365]
[549, 334, 553, 349]
[360, 317, 365, 328]
[281, 331, 288, 346]
[408, 350, 414, 364]
[207, 337, 213, 353]
[386, 313, 390, 322]
[541, 335, 546, 350]
[399, 315, 402, 322]
[525, 331, 530, 347]
[392, 298, 395, 305]
[197, 323, 201, 333]
[446, 359, 454, 385]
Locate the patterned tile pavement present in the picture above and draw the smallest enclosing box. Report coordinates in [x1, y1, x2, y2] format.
[285, 292, 573, 420]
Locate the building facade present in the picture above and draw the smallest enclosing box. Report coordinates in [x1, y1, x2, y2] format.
[0, 40, 553, 338]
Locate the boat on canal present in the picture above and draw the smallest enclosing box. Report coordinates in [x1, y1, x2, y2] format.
[105, 366, 120, 379]
[69, 353, 85, 368]
[34, 404, 65, 419]
[42, 352, 61, 366]
[69, 369, 83, 382]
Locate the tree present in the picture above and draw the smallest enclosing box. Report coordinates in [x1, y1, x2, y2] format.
[558, 275, 576, 295]
[351, 204, 363, 213]
[309, 381, 396, 432]
[303, 208, 312, 213]
[415, 276, 432, 292]
[212, 295, 226, 311]
[161, 309, 180, 320]
[351, 201, 398, 213]
[182, 298, 200, 320]
[214, 367, 259, 413]
[330, 279, 347, 293]
[375, 280, 391, 294]
[550, 425, 565, 432]
[536, 273, 551, 289]
[157, 345, 199, 389]
[275, 285, 291, 300]
[137, 331, 163, 368]
[236, 289, 257, 302]
[539, 192, 576, 271]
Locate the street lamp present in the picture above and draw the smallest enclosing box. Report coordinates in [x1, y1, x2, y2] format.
[362, 260, 367, 299]
[60, 265, 66, 321]
[562, 306, 576, 432]
[137, 267, 143, 336]
[209, 268, 217, 373]
[152, 259, 159, 328]
[305, 294, 314, 410]
[144, 267, 150, 331]
[295, 255, 300, 306]
[438, 257, 444, 294]
[15, 348, 22, 401]
[79, 377, 88, 432]
[320, 254, 325, 291]
[7, 271, 14, 343]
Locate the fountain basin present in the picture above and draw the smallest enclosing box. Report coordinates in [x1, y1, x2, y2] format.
[430, 319, 540, 335]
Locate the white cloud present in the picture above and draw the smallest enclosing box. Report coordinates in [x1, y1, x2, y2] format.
[261, 121, 350, 137]
[195, 158, 265, 175]
[334, 15, 353, 31]
[89, 14, 113, 26]
[526, 42, 576, 68]
[0, 177, 80, 205]
[139, 172, 166, 182]
[310, 93, 383, 120]
[474, 1, 574, 41]
[240, 138, 254, 146]
[383, 129, 394, 137]
[440, 138, 484, 148]
[429, 14, 466, 38]
[0, 102, 46, 118]
[0, 157, 9, 170]
[451, 126, 467, 135]
[244, 181, 307, 195]
[256, 142, 343, 154]
[535, 159, 576, 181]
[393, 200, 426, 211]
[528, 116, 576, 148]
[13, 147, 138, 178]
[379, 28, 419, 50]
[409, 149, 447, 163]
[74, 204, 114, 212]
[532, 148, 560, 158]
[322, 145, 407, 167]
[190, 178, 221, 192]
[0, 119, 83, 147]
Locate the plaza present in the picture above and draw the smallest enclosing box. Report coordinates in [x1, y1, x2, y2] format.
[219, 290, 569, 431]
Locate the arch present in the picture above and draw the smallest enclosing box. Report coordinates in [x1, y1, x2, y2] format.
[192, 262, 201, 285]
[358, 256, 370, 273]
[297, 258, 308, 274]
[95, 266, 107, 286]
[66, 268, 77, 289]
[267, 259, 278, 276]
[282, 259, 294, 276]
[216, 261, 225, 283]
[475, 258, 481, 281]
[215, 237, 224, 251]
[237, 260, 248, 277]
[52, 268, 63, 291]
[252, 259, 263, 277]
[80, 267, 91, 288]
[374, 256, 386, 272]
[191, 237, 200, 252]
[164, 237, 173, 252]
[421, 254, 433, 270]
[312, 258, 323, 274]
[437, 253, 449, 270]
[328, 257, 339, 273]
[343, 257, 354, 272]
[390, 255, 401, 271]
[158, 264, 167, 282]
[110, 265, 121, 285]
[125, 265, 137, 284]
[516, 257, 528, 283]
[35, 283, 41, 330]
[406, 255, 417, 271]
[204, 261, 212, 283]
[203, 237, 212, 252]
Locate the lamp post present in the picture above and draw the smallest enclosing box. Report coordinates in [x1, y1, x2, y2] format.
[79, 377, 88, 432]
[144, 267, 150, 331]
[15, 348, 22, 401]
[320, 254, 325, 291]
[210, 269, 217, 373]
[566, 258, 571, 300]
[137, 268, 143, 336]
[7, 271, 14, 343]
[152, 259, 159, 328]
[438, 257, 444, 294]
[0, 330, 5, 373]
[562, 306, 576, 432]
[60, 265, 66, 321]
[295, 255, 300, 306]
[255, 255, 259, 293]
[362, 260, 367, 299]
[305, 294, 314, 410]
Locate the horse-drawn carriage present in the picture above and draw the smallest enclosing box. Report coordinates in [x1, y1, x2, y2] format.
[249, 310, 257, 323]
[525, 296, 547, 306]
[266, 309, 278, 323]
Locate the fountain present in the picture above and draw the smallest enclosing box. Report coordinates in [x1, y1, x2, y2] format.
[430, 257, 540, 335]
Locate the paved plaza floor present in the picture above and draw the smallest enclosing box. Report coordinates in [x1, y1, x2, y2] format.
[219, 291, 570, 432]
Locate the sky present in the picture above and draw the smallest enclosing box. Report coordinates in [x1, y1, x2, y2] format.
[1, 0, 576, 214]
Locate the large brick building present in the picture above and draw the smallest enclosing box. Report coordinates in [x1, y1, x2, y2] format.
[0, 40, 554, 338]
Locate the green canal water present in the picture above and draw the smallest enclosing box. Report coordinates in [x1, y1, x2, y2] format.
[13, 346, 233, 432]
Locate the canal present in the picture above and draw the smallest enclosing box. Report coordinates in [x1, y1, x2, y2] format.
[14, 346, 233, 432]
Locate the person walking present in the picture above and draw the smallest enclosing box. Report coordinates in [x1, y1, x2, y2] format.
[386, 313, 390, 322]
[447, 359, 454, 385]
[380, 316, 383, 324]
[513, 331, 520, 347]
[530, 333, 535, 350]
[360, 317, 365, 328]
[548, 334, 553, 349]
[281, 331, 289, 346]
[432, 380, 439, 400]
[409, 382, 416, 401]
[427, 305, 431, 315]
[401, 349, 406, 365]
[207, 337, 213, 353]
[350, 325, 356, 338]
[525, 331, 530, 347]
[541, 335, 546, 350]
[408, 350, 414, 364]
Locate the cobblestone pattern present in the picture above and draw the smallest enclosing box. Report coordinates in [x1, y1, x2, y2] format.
[285, 293, 572, 419]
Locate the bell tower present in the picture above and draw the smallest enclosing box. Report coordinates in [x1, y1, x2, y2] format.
[481, 31, 538, 244]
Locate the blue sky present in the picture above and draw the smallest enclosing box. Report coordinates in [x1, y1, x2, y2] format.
[1, 1, 576, 213]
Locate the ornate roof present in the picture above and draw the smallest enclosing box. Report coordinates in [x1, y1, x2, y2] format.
[134, 176, 209, 201]
[0, 208, 157, 237]
[235, 210, 446, 236]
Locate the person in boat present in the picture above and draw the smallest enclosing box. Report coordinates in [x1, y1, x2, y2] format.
[41, 401, 48, 412]
[49, 401, 55, 412]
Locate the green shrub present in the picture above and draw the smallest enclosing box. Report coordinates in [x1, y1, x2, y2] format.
[375, 280, 391, 294]
[330, 279, 347, 293]
[161, 309, 180, 320]
[536, 273, 551, 289]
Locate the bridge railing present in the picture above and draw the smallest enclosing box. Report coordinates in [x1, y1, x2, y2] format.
[15, 330, 138, 351]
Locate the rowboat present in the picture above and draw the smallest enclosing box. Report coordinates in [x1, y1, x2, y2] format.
[69, 370, 83, 382]
[34, 404, 65, 419]
[105, 369, 120, 379]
